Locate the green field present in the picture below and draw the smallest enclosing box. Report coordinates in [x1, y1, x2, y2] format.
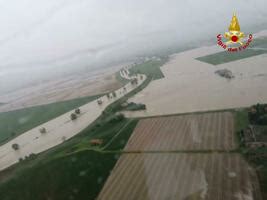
[0, 151, 118, 200]
[129, 58, 168, 80]
[0, 115, 138, 200]
[115, 58, 168, 85]
[196, 37, 267, 65]
[0, 95, 102, 145]
[103, 119, 138, 151]
[235, 108, 249, 133]
[0, 73, 150, 200]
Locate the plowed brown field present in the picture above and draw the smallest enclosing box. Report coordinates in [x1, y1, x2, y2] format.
[98, 153, 261, 200]
[125, 112, 236, 151]
[97, 112, 262, 200]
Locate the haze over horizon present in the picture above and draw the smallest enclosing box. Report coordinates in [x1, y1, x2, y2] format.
[0, 0, 267, 94]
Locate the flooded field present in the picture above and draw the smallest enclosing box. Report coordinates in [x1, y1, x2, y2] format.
[124, 38, 267, 118]
[0, 66, 124, 113]
[0, 74, 146, 171]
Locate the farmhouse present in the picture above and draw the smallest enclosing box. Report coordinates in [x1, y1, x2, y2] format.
[90, 139, 103, 146]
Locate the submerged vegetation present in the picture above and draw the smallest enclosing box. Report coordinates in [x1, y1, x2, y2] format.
[121, 102, 146, 111]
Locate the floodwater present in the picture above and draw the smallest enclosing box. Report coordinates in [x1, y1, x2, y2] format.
[0, 63, 130, 112]
[124, 33, 267, 117]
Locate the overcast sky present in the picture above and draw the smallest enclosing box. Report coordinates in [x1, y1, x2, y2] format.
[0, 0, 267, 93]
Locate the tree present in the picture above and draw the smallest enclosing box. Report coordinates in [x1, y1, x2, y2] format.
[62, 136, 66, 141]
[29, 153, 37, 160]
[248, 104, 267, 125]
[112, 91, 117, 98]
[115, 113, 125, 121]
[97, 99, 103, 105]
[39, 127, 46, 134]
[131, 78, 138, 85]
[12, 143, 19, 150]
[258, 114, 267, 125]
[75, 108, 81, 114]
[108, 114, 125, 123]
[70, 113, 77, 120]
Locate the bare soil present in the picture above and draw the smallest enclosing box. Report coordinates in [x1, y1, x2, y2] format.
[98, 153, 261, 200]
[125, 112, 237, 151]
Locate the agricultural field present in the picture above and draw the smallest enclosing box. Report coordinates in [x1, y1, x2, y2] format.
[129, 59, 167, 80]
[98, 153, 261, 200]
[0, 150, 119, 200]
[196, 49, 266, 65]
[125, 112, 237, 151]
[0, 117, 139, 200]
[98, 111, 262, 200]
[115, 58, 167, 86]
[196, 37, 267, 65]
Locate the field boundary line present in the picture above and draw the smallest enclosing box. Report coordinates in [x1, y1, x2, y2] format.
[127, 107, 249, 120]
[101, 119, 134, 150]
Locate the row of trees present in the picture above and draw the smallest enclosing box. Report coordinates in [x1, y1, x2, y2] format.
[70, 108, 81, 120]
[123, 102, 146, 111]
[106, 91, 117, 99]
[11, 73, 143, 152]
[130, 78, 138, 85]
[12, 108, 81, 151]
[18, 153, 37, 162]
